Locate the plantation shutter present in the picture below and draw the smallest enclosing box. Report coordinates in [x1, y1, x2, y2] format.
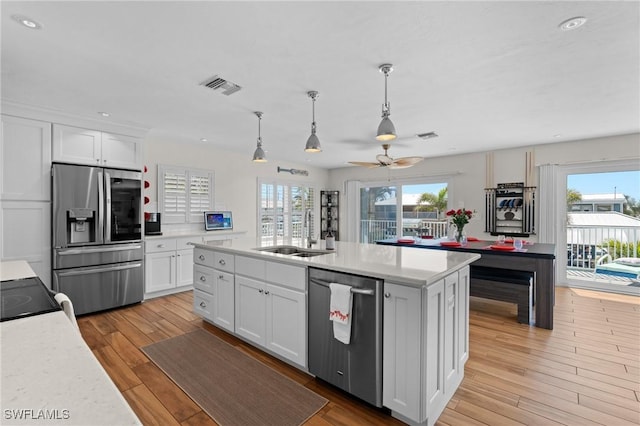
[159, 165, 214, 224]
[162, 169, 188, 223]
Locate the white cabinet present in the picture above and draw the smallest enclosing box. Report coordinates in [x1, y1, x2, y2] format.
[144, 237, 193, 297]
[234, 256, 307, 368]
[0, 115, 52, 287]
[193, 248, 235, 333]
[382, 282, 421, 420]
[383, 266, 470, 426]
[52, 124, 142, 170]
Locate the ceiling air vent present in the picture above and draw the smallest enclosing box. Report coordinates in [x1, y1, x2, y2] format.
[200, 75, 242, 96]
[416, 132, 438, 140]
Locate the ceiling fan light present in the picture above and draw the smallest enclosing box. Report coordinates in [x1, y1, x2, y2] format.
[305, 133, 321, 152]
[376, 117, 397, 141]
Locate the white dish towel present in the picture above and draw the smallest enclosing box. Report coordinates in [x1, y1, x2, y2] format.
[329, 283, 353, 344]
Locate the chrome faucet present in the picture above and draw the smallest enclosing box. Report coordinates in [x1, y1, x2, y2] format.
[304, 208, 316, 248]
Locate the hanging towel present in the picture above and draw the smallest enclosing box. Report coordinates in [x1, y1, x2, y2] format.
[329, 283, 353, 344]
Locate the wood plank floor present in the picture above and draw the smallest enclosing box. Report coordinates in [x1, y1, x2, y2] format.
[78, 287, 640, 425]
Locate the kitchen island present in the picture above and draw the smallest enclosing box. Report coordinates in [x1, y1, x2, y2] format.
[377, 237, 556, 329]
[190, 239, 480, 426]
[0, 261, 141, 426]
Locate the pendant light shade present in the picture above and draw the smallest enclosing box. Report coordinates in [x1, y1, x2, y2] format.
[376, 64, 397, 142]
[305, 91, 322, 152]
[252, 111, 267, 163]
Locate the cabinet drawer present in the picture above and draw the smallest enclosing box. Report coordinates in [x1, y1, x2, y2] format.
[176, 237, 195, 250]
[193, 264, 215, 294]
[266, 262, 305, 291]
[214, 252, 235, 273]
[193, 289, 214, 320]
[235, 255, 266, 280]
[146, 238, 176, 253]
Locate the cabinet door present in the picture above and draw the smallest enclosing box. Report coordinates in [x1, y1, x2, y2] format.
[424, 279, 445, 421]
[443, 272, 460, 396]
[101, 132, 142, 170]
[52, 124, 101, 166]
[176, 248, 194, 287]
[235, 275, 266, 346]
[382, 282, 421, 421]
[145, 251, 175, 293]
[458, 266, 470, 367]
[0, 200, 51, 287]
[214, 271, 235, 333]
[265, 284, 306, 367]
[1, 115, 51, 201]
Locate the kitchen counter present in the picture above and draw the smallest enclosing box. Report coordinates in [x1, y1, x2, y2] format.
[144, 229, 246, 240]
[0, 261, 141, 425]
[191, 238, 480, 287]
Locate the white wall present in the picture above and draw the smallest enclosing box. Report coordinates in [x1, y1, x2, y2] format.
[328, 133, 640, 241]
[143, 132, 330, 240]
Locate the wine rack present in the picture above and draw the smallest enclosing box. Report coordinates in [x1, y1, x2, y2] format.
[485, 183, 535, 237]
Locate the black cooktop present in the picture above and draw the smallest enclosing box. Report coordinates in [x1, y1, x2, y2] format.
[1, 277, 61, 322]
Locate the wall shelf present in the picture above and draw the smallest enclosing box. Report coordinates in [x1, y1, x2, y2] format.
[485, 183, 535, 237]
[320, 190, 339, 240]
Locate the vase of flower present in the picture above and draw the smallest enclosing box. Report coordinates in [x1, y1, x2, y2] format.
[446, 209, 473, 243]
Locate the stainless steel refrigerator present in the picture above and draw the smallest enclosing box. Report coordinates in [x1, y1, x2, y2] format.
[52, 163, 144, 315]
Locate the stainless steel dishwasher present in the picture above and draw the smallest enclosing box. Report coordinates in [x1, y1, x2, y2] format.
[308, 267, 383, 407]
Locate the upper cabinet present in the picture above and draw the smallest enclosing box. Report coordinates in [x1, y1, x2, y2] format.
[1, 115, 52, 201]
[53, 124, 142, 170]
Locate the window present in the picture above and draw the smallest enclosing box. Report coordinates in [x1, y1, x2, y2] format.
[158, 165, 214, 224]
[258, 179, 315, 246]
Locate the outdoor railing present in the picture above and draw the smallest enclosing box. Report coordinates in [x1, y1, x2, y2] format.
[360, 219, 449, 243]
[566, 224, 639, 269]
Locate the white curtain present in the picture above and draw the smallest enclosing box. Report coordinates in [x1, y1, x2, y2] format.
[344, 180, 359, 242]
[538, 164, 558, 243]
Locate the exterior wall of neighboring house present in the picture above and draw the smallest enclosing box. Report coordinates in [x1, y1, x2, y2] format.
[570, 194, 626, 213]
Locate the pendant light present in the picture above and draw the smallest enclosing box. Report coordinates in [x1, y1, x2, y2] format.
[252, 111, 267, 163]
[376, 63, 397, 142]
[304, 91, 322, 152]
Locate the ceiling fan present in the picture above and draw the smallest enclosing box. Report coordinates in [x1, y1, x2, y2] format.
[349, 144, 424, 169]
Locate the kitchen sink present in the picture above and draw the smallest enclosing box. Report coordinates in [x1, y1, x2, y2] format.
[255, 245, 332, 257]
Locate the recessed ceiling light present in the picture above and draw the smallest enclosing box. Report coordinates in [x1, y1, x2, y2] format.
[200, 138, 208, 143]
[559, 17, 587, 31]
[98, 111, 110, 117]
[11, 15, 42, 30]
[554, 134, 562, 138]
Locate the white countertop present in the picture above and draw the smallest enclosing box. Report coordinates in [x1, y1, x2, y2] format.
[144, 229, 247, 240]
[0, 261, 141, 425]
[0, 260, 37, 281]
[192, 239, 480, 287]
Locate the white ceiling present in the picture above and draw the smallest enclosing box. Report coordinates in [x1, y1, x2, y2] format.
[2, 1, 638, 169]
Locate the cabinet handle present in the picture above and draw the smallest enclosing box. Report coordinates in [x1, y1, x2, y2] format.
[258, 289, 264, 293]
[219, 259, 226, 265]
[384, 292, 391, 298]
[199, 254, 205, 261]
[96, 159, 100, 163]
[200, 276, 206, 282]
[200, 301, 206, 308]
[265, 290, 270, 295]
[158, 244, 165, 248]
[219, 275, 224, 279]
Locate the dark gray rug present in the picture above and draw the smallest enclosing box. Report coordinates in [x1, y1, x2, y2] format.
[142, 329, 327, 426]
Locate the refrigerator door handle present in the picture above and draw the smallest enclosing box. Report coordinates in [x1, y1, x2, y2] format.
[57, 244, 143, 255]
[98, 169, 105, 244]
[56, 263, 142, 277]
[104, 170, 111, 243]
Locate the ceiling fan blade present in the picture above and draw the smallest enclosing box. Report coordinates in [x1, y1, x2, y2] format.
[388, 156, 424, 169]
[348, 161, 382, 168]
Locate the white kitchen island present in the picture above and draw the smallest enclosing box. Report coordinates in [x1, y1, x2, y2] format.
[191, 239, 480, 426]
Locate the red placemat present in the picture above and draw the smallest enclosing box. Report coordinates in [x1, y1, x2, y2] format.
[397, 239, 415, 244]
[440, 241, 462, 247]
[466, 237, 480, 242]
[489, 245, 515, 251]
